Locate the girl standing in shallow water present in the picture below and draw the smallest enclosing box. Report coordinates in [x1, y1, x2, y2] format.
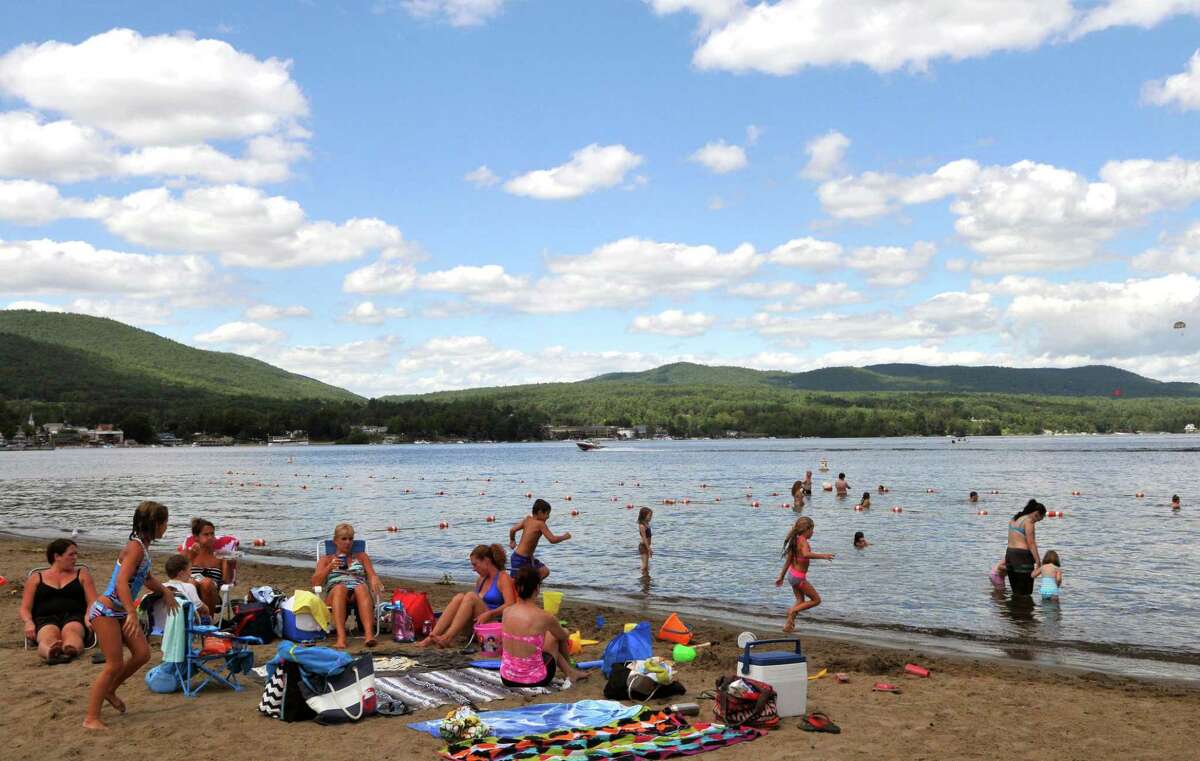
[776, 517, 834, 633]
[637, 507, 653, 576]
[84, 501, 177, 730]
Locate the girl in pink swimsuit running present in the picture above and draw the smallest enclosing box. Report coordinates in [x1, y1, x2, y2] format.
[775, 517, 834, 633]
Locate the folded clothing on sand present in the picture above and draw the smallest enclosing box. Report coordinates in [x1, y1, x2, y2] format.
[408, 699, 642, 738]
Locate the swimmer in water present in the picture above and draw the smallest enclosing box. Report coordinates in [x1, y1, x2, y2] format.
[853, 531, 870, 549]
[834, 473, 849, 497]
[969, 491, 979, 504]
[1171, 494, 1181, 510]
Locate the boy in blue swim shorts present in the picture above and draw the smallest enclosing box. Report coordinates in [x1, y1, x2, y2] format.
[508, 498, 571, 580]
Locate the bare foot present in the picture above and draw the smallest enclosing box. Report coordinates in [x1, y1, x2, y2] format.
[333, 640, 347, 649]
[781, 621, 795, 633]
[364, 637, 377, 648]
[416, 636, 437, 648]
[105, 692, 126, 713]
[49, 640, 64, 659]
[82, 718, 109, 731]
[63, 645, 80, 659]
[567, 668, 592, 682]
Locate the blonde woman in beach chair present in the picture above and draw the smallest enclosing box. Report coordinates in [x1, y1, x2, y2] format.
[312, 523, 385, 648]
[20, 538, 98, 663]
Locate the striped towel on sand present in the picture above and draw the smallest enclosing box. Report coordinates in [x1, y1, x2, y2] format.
[376, 667, 562, 711]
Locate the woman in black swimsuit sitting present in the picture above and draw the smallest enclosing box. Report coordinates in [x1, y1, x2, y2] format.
[19, 539, 97, 663]
[186, 518, 228, 615]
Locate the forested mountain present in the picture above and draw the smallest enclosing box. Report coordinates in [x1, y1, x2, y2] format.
[0, 310, 360, 403]
[591, 362, 1200, 397]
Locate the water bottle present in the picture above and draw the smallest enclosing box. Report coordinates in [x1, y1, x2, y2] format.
[669, 702, 700, 716]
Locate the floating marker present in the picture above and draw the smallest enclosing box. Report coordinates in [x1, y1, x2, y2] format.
[438, 521, 449, 529]
[891, 506, 903, 513]
[485, 515, 496, 523]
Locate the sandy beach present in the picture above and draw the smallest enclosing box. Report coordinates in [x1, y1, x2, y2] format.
[3, 534, 1198, 761]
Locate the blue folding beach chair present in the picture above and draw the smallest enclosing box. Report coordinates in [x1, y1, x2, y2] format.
[170, 600, 261, 697]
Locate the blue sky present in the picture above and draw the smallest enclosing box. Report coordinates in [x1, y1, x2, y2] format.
[3, 1, 1200, 395]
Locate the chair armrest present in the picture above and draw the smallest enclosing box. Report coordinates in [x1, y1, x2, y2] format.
[192, 624, 219, 634]
[312, 585, 322, 596]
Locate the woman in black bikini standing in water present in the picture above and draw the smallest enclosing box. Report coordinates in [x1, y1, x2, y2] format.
[1006, 499, 1046, 595]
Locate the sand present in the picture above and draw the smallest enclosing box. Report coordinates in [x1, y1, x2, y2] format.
[2, 534, 1198, 761]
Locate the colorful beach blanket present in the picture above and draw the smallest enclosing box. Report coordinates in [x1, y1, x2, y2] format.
[409, 700, 644, 738]
[440, 708, 764, 761]
[377, 667, 562, 711]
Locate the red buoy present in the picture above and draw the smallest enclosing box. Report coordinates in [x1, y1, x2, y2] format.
[485, 515, 496, 523]
[438, 521, 449, 529]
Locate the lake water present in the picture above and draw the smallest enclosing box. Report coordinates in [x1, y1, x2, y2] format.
[2, 437, 1197, 679]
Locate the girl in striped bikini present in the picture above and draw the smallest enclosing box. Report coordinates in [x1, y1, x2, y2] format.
[84, 501, 177, 730]
[186, 518, 228, 618]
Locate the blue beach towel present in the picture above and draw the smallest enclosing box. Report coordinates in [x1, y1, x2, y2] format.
[407, 700, 643, 738]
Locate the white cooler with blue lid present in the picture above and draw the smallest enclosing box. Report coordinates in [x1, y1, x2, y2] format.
[738, 638, 807, 717]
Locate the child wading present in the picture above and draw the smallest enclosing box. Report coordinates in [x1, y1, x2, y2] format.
[776, 517, 834, 633]
[637, 507, 653, 576]
[509, 498, 571, 580]
[84, 501, 177, 730]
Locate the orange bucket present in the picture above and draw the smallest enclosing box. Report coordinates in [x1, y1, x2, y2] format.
[658, 612, 692, 645]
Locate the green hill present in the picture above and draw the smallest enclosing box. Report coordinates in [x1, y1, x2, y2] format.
[584, 361, 1200, 398]
[0, 310, 361, 403]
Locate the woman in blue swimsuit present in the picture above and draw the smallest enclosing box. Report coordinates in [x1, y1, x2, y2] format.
[419, 544, 515, 648]
[84, 501, 177, 731]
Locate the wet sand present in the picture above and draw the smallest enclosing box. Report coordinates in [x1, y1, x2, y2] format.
[2, 534, 1199, 761]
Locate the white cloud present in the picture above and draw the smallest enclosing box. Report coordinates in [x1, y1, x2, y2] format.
[0, 238, 215, 298]
[0, 179, 105, 225]
[504, 144, 644, 200]
[818, 159, 980, 219]
[343, 246, 420, 294]
[194, 321, 285, 346]
[464, 164, 500, 187]
[1073, 1, 1200, 39]
[1003, 273, 1200, 358]
[658, 1, 1075, 75]
[846, 242, 936, 287]
[741, 289, 994, 345]
[689, 140, 747, 174]
[0, 28, 307, 146]
[1, 297, 171, 325]
[1132, 223, 1200, 273]
[418, 264, 527, 294]
[730, 281, 865, 311]
[821, 157, 1200, 273]
[0, 111, 305, 184]
[99, 185, 410, 269]
[244, 304, 312, 320]
[745, 124, 763, 145]
[340, 301, 409, 325]
[629, 309, 717, 337]
[397, 0, 507, 27]
[801, 130, 849, 180]
[1143, 50, 1200, 110]
[767, 237, 843, 269]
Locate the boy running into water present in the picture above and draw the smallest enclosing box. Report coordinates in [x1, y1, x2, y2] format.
[509, 498, 571, 580]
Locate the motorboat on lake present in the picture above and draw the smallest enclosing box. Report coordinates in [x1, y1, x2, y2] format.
[576, 440, 605, 451]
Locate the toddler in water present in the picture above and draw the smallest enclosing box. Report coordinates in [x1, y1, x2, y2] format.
[1172, 494, 1181, 511]
[1032, 550, 1063, 599]
[988, 559, 1008, 589]
[509, 498, 571, 580]
[855, 492, 871, 510]
[853, 531, 870, 549]
[775, 517, 834, 633]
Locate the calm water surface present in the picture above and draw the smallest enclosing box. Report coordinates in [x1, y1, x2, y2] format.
[2, 437, 1197, 675]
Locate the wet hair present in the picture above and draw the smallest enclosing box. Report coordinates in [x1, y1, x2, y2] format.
[1172, 494, 1180, 502]
[1011, 499, 1046, 522]
[638, 507, 653, 524]
[1042, 550, 1060, 567]
[969, 491, 978, 499]
[782, 517, 815, 562]
[165, 554, 190, 578]
[333, 522, 355, 540]
[471, 543, 507, 569]
[513, 566, 541, 599]
[531, 498, 552, 516]
[46, 538, 76, 565]
[131, 500, 169, 542]
[191, 517, 214, 536]
[853, 531, 865, 546]
[861, 492, 870, 502]
[791, 480, 804, 497]
[838, 472, 845, 480]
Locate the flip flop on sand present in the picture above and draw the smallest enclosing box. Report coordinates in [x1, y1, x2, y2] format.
[872, 682, 901, 693]
[800, 712, 841, 733]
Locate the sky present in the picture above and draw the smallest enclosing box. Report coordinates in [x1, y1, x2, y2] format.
[2, 1, 1200, 396]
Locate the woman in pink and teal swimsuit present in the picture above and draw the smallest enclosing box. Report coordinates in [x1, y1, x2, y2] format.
[84, 501, 177, 730]
[499, 567, 589, 687]
[775, 516, 834, 633]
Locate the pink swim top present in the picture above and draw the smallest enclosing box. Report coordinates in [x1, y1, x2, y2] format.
[499, 630, 546, 684]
